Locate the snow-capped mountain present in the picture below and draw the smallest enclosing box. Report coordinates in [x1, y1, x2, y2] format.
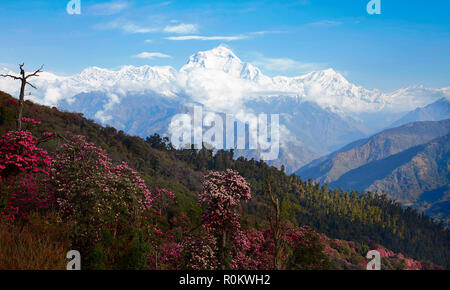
[0, 65, 180, 107]
[181, 46, 267, 82]
[1, 46, 447, 116]
[1, 46, 448, 173]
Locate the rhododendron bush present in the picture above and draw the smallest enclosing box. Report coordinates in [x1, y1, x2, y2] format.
[230, 229, 273, 270]
[287, 225, 331, 270]
[2, 174, 49, 220]
[0, 128, 183, 269]
[47, 134, 153, 248]
[146, 187, 179, 270]
[181, 230, 219, 270]
[0, 131, 51, 221]
[0, 130, 51, 179]
[189, 169, 257, 270]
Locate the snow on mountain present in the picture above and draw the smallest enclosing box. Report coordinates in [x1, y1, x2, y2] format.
[1, 46, 448, 173]
[181, 46, 268, 83]
[0, 65, 180, 107]
[1, 46, 446, 117]
[385, 85, 450, 112]
[270, 69, 385, 114]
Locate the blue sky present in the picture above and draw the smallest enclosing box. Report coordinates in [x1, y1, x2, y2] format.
[0, 0, 449, 92]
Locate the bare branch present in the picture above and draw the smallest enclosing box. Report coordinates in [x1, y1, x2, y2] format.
[0, 74, 21, 80]
[26, 81, 37, 89]
[5, 63, 43, 131]
[25, 64, 44, 79]
[19, 63, 25, 77]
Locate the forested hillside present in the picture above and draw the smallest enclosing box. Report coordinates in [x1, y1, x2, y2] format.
[330, 134, 449, 221]
[296, 119, 450, 221]
[0, 90, 448, 269]
[297, 119, 450, 184]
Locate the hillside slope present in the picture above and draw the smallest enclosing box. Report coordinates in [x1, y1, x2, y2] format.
[391, 98, 450, 128]
[296, 119, 450, 221]
[330, 134, 449, 220]
[1, 90, 448, 267]
[296, 119, 450, 183]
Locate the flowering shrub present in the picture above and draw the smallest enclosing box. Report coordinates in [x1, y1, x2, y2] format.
[199, 170, 251, 230]
[0, 131, 51, 179]
[146, 187, 179, 270]
[21, 117, 41, 126]
[0, 131, 51, 221]
[41, 132, 53, 137]
[2, 174, 49, 220]
[0, 123, 439, 270]
[181, 229, 219, 270]
[286, 226, 332, 270]
[196, 169, 251, 269]
[231, 229, 273, 270]
[47, 135, 152, 248]
[148, 240, 182, 270]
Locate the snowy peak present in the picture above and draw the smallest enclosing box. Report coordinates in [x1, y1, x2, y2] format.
[0, 46, 447, 115]
[77, 65, 177, 83]
[181, 46, 265, 82]
[183, 46, 242, 71]
[302, 69, 348, 85]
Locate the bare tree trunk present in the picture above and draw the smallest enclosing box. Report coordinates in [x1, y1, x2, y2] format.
[0, 63, 43, 131]
[17, 80, 26, 130]
[266, 180, 282, 270]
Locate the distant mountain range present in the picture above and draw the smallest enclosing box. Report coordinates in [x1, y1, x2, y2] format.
[296, 119, 450, 221]
[390, 97, 450, 128]
[1, 46, 449, 173]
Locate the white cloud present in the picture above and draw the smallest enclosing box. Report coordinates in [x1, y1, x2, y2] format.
[304, 20, 342, 28]
[166, 35, 247, 41]
[249, 30, 284, 36]
[165, 30, 284, 41]
[121, 23, 158, 34]
[95, 20, 158, 34]
[89, 1, 133, 16]
[94, 93, 121, 124]
[163, 23, 198, 34]
[144, 39, 152, 43]
[253, 57, 325, 74]
[135, 52, 171, 59]
[3, 47, 443, 118]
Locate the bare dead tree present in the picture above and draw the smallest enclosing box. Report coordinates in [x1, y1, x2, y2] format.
[0, 63, 44, 130]
[266, 180, 283, 270]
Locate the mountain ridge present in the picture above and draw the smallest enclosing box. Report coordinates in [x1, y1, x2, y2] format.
[1, 46, 449, 174]
[296, 119, 450, 220]
[1, 46, 448, 115]
[390, 97, 450, 128]
[296, 119, 450, 182]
